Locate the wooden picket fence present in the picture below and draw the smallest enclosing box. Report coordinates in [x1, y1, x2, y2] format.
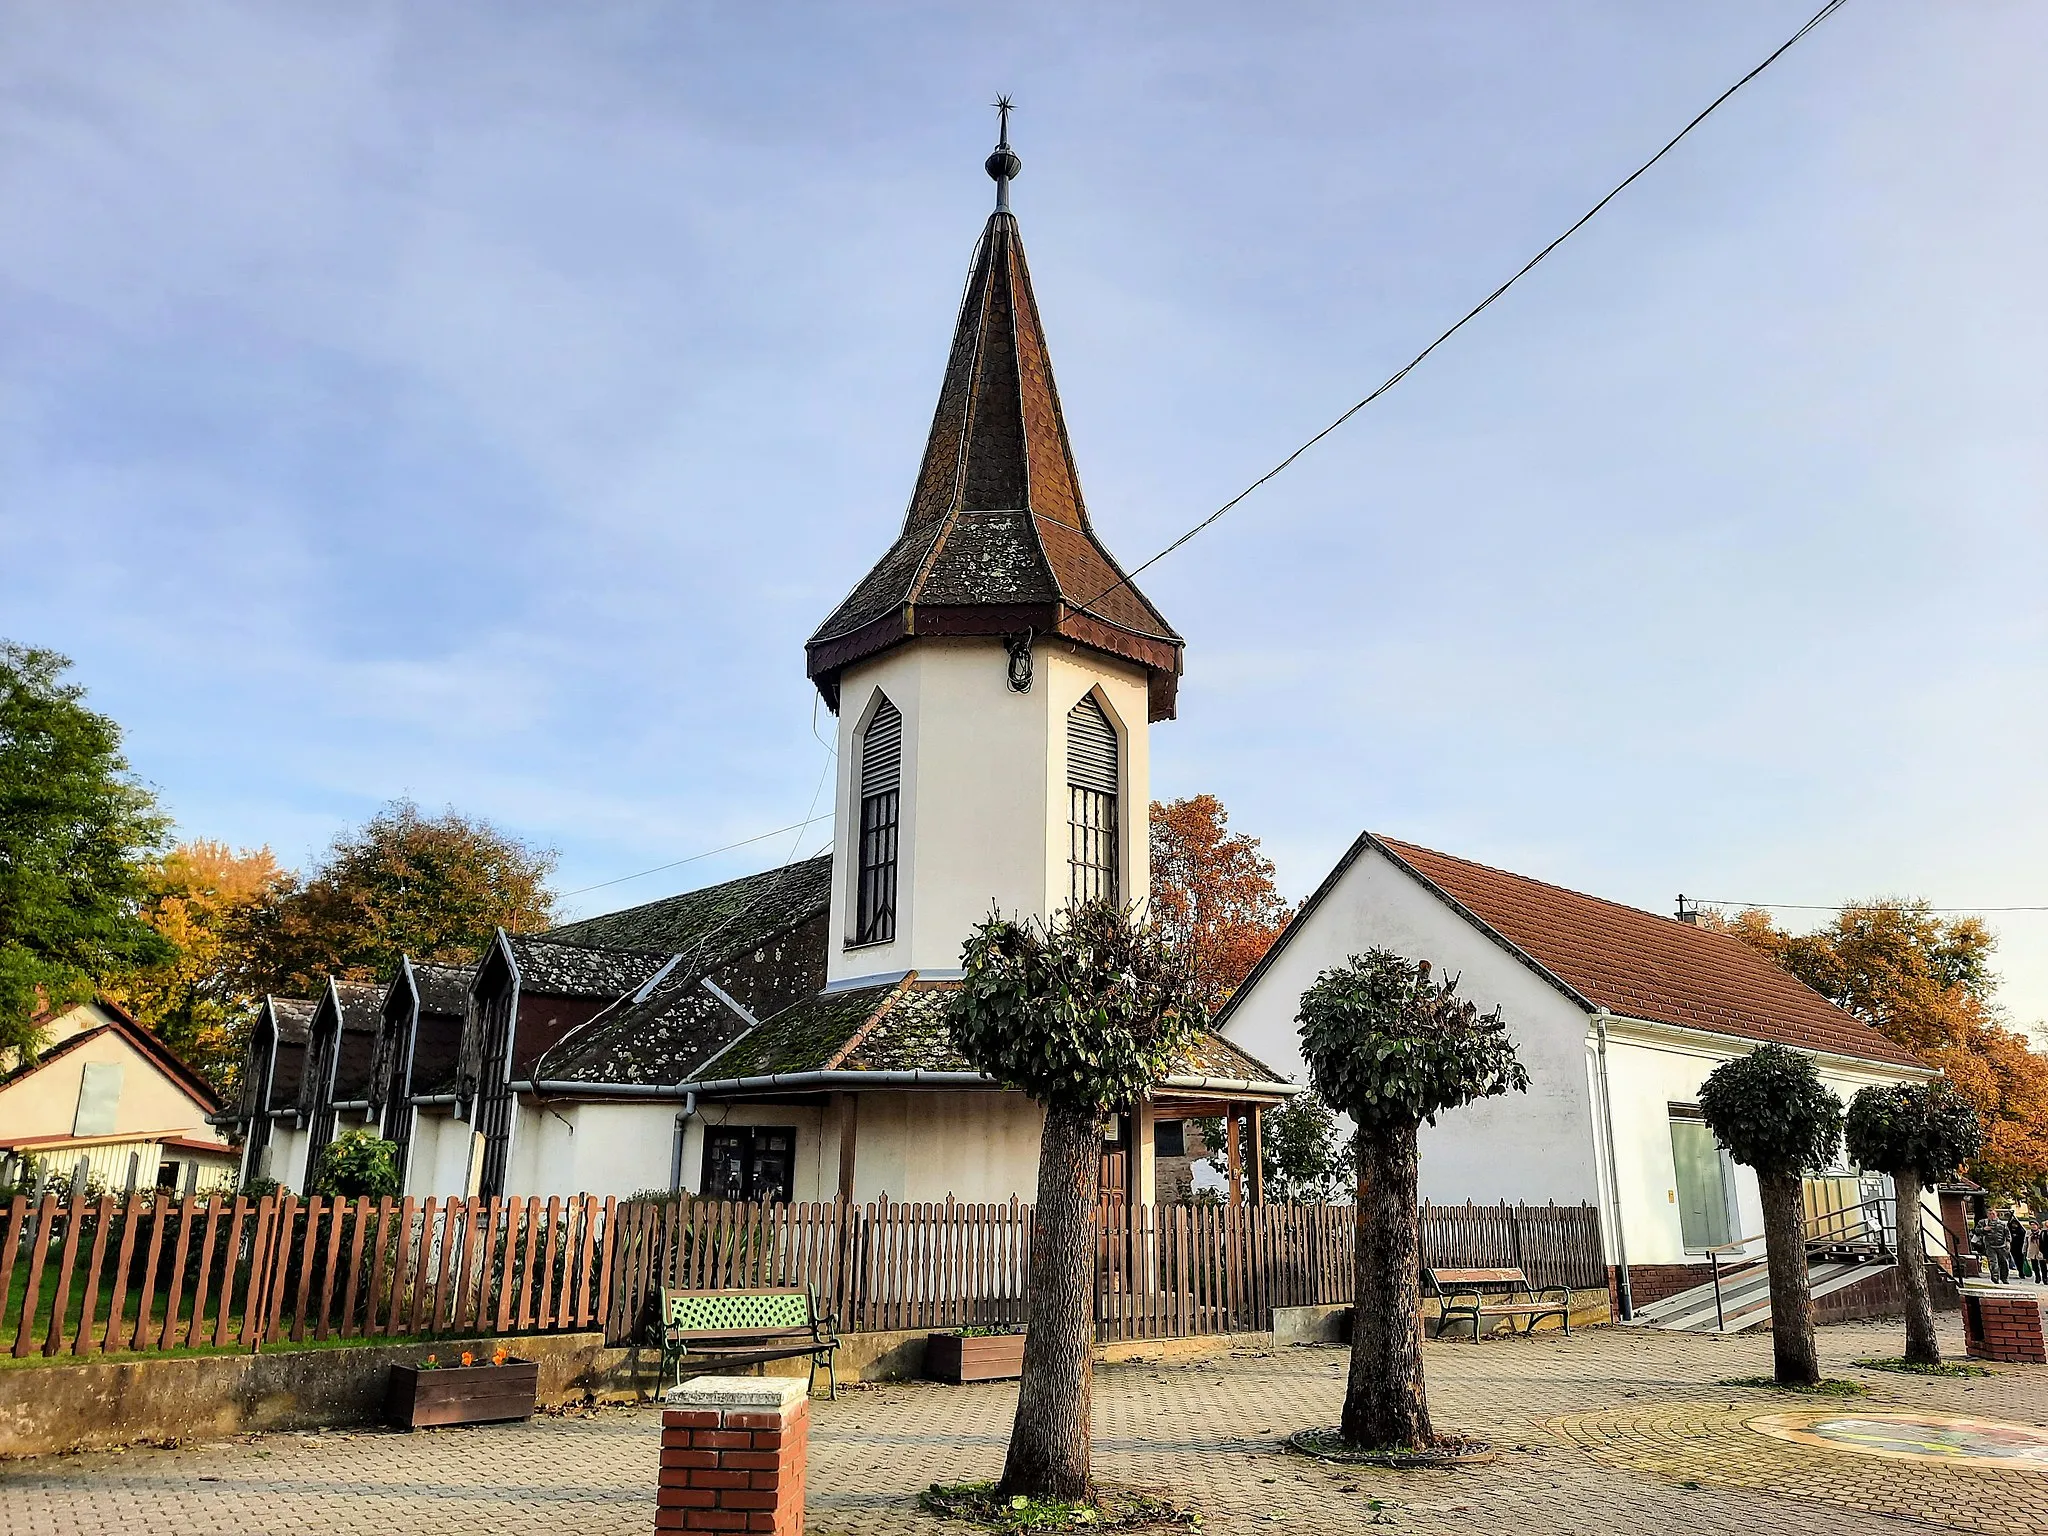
[0, 1191, 615, 1359]
[606, 1197, 1605, 1347]
[0, 1191, 1603, 1360]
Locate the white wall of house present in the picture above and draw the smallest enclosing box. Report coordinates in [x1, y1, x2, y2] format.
[503, 1098, 691, 1200]
[266, 1122, 310, 1191]
[1600, 1020, 1924, 1268]
[1219, 840, 1605, 1209]
[838, 1090, 1044, 1204]
[825, 638, 1151, 987]
[403, 1109, 478, 1199]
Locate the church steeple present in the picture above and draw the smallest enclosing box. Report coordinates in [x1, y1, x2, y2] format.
[807, 111, 1184, 721]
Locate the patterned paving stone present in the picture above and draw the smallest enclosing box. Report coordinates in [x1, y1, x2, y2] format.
[0, 1316, 2040, 1535]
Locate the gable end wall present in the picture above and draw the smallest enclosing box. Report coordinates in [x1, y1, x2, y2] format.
[1219, 840, 1603, 1208]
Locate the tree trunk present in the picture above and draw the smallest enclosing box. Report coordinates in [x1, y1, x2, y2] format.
[1759, 1171, 1820, 1386]
[1892, 1167, 1941, 1366]
[1001, 1100, 1102, 1501]
[1341, 1124, 1433, 1451]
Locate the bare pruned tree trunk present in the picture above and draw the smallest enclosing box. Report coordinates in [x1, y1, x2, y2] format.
[1001, 1101, 1101, 1501]
[1759, 1171, 1820, 1385]
[1342, 1123, 1433, 1451]
[1892, 1167, 1941, 1365]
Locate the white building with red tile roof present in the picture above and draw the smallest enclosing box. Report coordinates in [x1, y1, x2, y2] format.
[1217, 832, 1934, 1315]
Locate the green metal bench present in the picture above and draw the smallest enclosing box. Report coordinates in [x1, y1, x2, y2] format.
[1424, 1266, 1573, 1339]
[650, 1285, 840, 1399]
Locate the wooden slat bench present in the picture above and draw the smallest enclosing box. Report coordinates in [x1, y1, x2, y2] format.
[1424, 1267, 1573, 1339]
[650, 1284, 841, 1398]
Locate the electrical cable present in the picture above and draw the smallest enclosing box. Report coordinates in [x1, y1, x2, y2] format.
[1693, 899, 2048, 915]
[1069, 0, 1853, 625]
[556, 813, 833, 899]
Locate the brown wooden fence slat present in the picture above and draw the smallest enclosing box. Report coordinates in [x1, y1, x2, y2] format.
[41, 1187, 89, 1356]
[180, 1196, 224, 1349]
[74, 1196, 117, 1355]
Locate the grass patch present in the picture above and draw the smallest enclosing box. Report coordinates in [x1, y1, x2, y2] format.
[1852, 1357, 1993, 1378]
[1717, 1376, 1868, 1396]
[919, 1481, 1201, 1531]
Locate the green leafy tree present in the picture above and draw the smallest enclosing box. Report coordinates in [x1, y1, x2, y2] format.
[1697, 1043, 1844, 1385]
[238, 799, 557, 997]
[1844, 1082, 1982, 1365]
[1194, 1094, 1355, 1203]
[947, 900, 1203, 1502]
[310, 1128, 400, 1199]
[1297, 951, 1526, 1452]
[0, 643, 171, 1064]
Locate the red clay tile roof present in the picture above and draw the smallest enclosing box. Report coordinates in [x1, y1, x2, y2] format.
[807, 208, 1183, 721]
[1372, 837, 1924, 1070]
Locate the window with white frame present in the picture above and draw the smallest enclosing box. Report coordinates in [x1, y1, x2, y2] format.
[1066, 694, 1119, 906]
[853, 696, 902, 946]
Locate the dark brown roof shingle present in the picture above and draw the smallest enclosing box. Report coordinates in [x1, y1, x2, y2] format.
[806, 210, 1183, 721]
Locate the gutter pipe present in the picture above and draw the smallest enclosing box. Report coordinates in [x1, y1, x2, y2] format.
[670, 1091, 698, 1194]
[511, 1070, 1300, 1100]
[1593, 1011, 1634, 1320]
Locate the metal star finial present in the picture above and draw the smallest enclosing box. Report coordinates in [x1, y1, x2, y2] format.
[986, 96, 1021, 212]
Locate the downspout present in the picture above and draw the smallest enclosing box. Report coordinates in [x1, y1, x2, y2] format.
[1594, 1012, 1634, 1320]
[670, 1091, 698, 1195]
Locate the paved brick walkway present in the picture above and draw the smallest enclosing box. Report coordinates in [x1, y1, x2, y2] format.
[1, 1318, 2042, 1535]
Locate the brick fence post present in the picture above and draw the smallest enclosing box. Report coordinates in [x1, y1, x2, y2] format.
[1962, 1288, 2048, 1365]
[657, 1376, 810, 1535]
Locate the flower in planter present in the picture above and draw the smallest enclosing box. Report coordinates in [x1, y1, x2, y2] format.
[418, 1355, 442, 1371]
[491, 1347, 509, 1366]
[460, 1351, 475, 1368]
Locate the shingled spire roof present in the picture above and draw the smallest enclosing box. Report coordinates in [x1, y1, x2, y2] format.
[807, 123, 1184, 721]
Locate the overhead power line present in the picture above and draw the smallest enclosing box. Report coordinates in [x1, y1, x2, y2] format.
[1073, 0, 1852, 622]
[1693, 899, 2048, 915]
[557, 812, 834, 899]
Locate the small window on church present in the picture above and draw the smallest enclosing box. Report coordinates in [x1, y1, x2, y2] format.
[854, 696, 901, 946]
[1067, 694, 1119, 906]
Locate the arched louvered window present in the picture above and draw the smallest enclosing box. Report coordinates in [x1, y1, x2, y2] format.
[1067, 694, 1120, 906]
[853, 696, 902, 945]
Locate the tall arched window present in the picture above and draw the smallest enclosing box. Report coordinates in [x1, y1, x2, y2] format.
[853, 696, 902, 945]
[1067, 694, 1119, 906]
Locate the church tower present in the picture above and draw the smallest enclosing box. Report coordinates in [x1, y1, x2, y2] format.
[807, 110, 1184, 987]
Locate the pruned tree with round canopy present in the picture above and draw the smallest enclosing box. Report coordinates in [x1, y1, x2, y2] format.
[1697, 1043, 1844, 1385]
[946, 899, 1203, 1502]
[1845, 1080, 1983, 1364]
[1297, 950, 1527, 1452]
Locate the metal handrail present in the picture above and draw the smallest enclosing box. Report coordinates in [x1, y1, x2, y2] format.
[1703, 1195, 1898, 1331]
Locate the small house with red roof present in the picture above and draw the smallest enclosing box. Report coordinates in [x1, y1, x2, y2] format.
[0, 1001, 237, 1195]
[1217, 833, 1934, 1317]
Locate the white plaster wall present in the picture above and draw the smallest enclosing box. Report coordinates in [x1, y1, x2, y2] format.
[268, 1124, 310, 1191]
[1219, 840, 1603, 1209]
[403, 1111, 477, 1199]
[1601, 1025, 1923, 1268]
[826, 638, 1150, 985]
[841, 1090, 1044, 1204]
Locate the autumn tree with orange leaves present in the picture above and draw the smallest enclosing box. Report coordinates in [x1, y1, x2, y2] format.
[103, 840, 288, 1093]
[1709, 901, 2048, 1196]
[1149, 795, 1292, 1015]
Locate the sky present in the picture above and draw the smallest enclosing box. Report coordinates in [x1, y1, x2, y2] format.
[4, 3, 2044, 1032]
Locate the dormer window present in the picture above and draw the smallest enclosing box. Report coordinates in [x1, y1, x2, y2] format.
[853, 696, 902, 946]
[1067, 694, 1119, 906]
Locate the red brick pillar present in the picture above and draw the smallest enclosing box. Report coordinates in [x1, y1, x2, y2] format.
[657, 1376, 810, 1534]
[1963, 1289, 2048, 1364]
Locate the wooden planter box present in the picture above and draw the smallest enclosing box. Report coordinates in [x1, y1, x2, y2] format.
[385, 1360, 540, 1429]
[925, 1332, 1026, 1383]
